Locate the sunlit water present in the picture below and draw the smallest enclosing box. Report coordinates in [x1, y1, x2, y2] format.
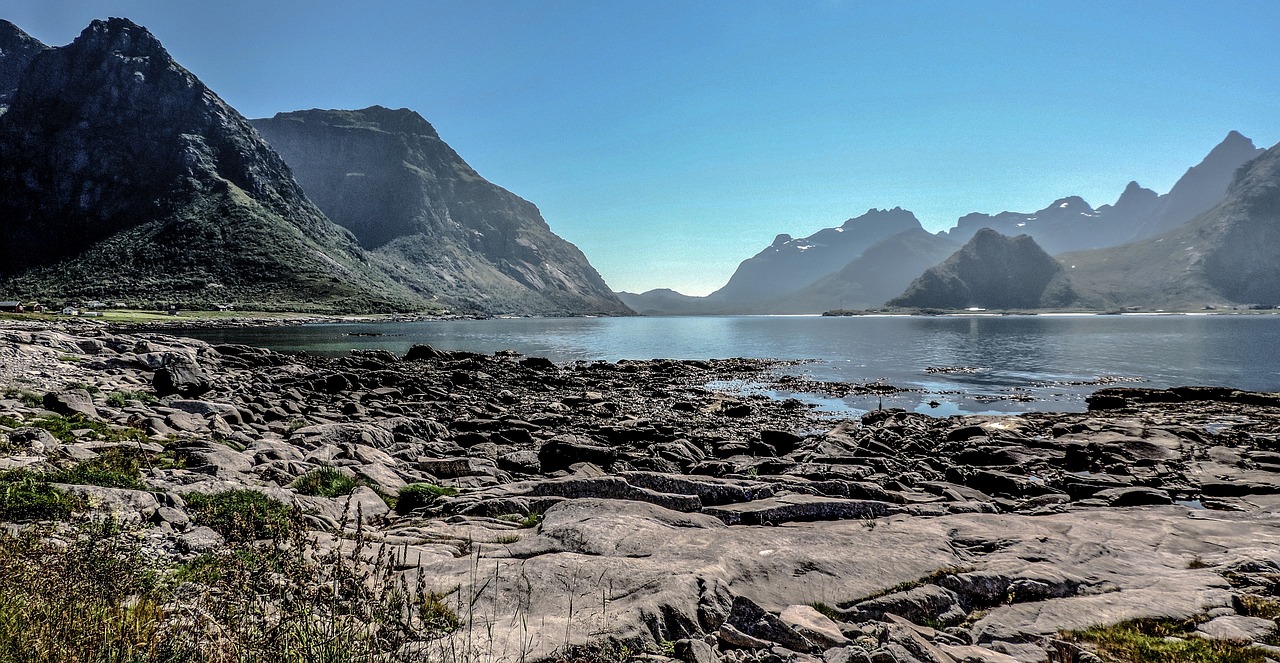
[172, 314, 1280, 416]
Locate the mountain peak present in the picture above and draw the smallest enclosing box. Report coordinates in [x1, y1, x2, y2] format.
[840, 206, 920, 229]
[1221, 130, 1254, 148]
[75, 17, 168, 59]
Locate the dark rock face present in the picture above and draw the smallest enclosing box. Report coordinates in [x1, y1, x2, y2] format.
[888, 229, 1077, 309]
[0, 20, 46, 109]
[0, 19, 424, 312]
[779, 228, 961, 311]
[1065, 142, 1280, 308]
[250, 107, 631, 316]
[709, 207, 924, 303]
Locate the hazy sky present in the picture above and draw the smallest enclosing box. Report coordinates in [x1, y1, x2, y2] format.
[6, 1, 1278, 295]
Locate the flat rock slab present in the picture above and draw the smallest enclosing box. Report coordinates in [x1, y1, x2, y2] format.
[703, 494, 901, 525]
[400, 500, 1280, 662]
[1194, 614, 1277, 642]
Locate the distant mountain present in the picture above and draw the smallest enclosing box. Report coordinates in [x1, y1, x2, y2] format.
[1131, 130, 1264, 240]
[770, 228, 960, 312]
[944, 133, 1261, 254]
[888, 229, 1078, 309]
[0, 20, 45, 109]
[707, 207, 923, 303]
[251, 107, 631, 316]
[615, 289, 708, 316]
[0, 18, 424, 312]
[1066, 142, 1280, 308]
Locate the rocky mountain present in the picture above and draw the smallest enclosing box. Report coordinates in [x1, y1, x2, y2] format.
[251, 107, 631, 316]
[945, 133, 1262, 254]
[614, 288, 708, 316]
[0, 20, 45, 110]
[1066, 142, 1280, 308]
[707, 207, 923, 303]
[0, 18, 425, 312]
[777, 228, 961, 312]
[1131, 130, 1264, 240]
[887, 229, 1078, 309]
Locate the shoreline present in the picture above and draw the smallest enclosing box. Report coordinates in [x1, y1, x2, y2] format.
[2, 325, 1279, 661]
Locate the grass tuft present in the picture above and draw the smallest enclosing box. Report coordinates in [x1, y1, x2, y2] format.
[184, 490, 297, 542]
[292, 466, 363, 498]
[1064, 618, 1267, 663]
[393, 483, 457, 516]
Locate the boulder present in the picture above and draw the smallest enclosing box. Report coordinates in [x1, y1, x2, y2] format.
[855, 584, 967, 627]
[42, 390, 98, 419]
[153, 355, 212, 397]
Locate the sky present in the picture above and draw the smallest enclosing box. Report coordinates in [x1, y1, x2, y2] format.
[5, 1, 1279, 296]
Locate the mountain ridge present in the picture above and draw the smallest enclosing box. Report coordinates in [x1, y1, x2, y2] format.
[251, 106, 632, 316]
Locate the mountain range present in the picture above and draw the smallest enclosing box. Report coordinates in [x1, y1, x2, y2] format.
[0, 18, 628, 316]
[623, 130, 1273, 314]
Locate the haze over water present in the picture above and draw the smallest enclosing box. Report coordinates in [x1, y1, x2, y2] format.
[178, 314, 1280, 416]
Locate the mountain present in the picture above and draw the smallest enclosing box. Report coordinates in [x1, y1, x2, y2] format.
[888, 229, 1078, 309]
[0, 18, 427, 312]
[706, 207, 923, 303]
[1065, 142, 1280, 308]
[615, 288, 708, 316]
[1131, 130, 1264, 240]
[251, 107, 631, 316]
[778, 228, 961, 312]
[0, 20, 46, 111]
[944, 133, 1261, 254]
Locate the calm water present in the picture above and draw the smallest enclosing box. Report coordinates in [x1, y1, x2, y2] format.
[174, 314, 1280, 416]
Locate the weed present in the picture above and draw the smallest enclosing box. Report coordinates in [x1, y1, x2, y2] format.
[1236, 593, 1280, 620]
[497, 512, 543, 528]
[1063, 618, 1266, 662]
[50, 447, 147, 490]
[184, 489, 296, 542]
[394, 483, 458, 516]
[810, 601, 842, 622]
[496, 534, 521, 545]
[0, 413, 146, 445]
[0, 470, 85, 521]
[292, 466, 363, 498]
[1188, 555, 1213, 569]
[2, 389, 43, 408]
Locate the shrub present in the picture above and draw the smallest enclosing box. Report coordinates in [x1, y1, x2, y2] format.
[184, 490, 297, 542]
[0, 520, 180, 662]
[292, 466, 362, 498]
[394, 483, 457, 516]
[50, 447, 147, 490]
[0, 470, 84, 521]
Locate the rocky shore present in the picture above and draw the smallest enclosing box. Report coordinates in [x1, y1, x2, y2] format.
[2, 325, 1279, 662]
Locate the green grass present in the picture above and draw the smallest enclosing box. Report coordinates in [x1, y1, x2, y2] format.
[1064, 619, 1268, 663]
[0, 470, 85, 521]
[1, 389, 43, 408]
[0, 414, 146, 445]
[291, 466, 363, 498]
[184, 490, 297, 542]
[393, 483, 458, 516]
[49, 447, 147, 491]
[497, 512, 543, 528]
[105, 390, 158, 407]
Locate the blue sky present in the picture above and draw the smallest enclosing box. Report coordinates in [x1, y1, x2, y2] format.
[6, 1, 1279, 295]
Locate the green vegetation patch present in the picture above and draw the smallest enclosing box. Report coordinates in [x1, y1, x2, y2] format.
[292, 466, 363, 498]
[394, 483, 457, 516]
[1064, 618, 1268, 663]
[184, 489, 297, 542]
[0, 521, 174, 663]
[0, 470, 85, 521]
[0, 414, 146, 445]
[49, 447, 147, 491]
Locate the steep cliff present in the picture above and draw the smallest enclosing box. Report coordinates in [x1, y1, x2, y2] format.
[0, 19, 424, 312]
[252, 107, 631, 316]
